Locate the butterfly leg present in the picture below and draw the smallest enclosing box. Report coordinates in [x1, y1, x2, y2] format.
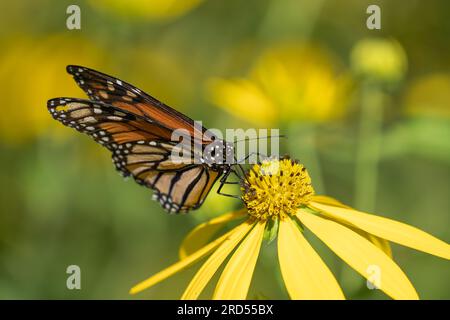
[217, 168, 241, 199]
[231, 151, 269, 184]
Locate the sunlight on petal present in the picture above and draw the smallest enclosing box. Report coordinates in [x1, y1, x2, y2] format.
[213, 221, 266, 300]
[129, 224, 245, 295]
[311, 202, 450, 260]
[297, 209, 419, 300]
[181, 219, 255, 299]
[278, 217, 345, 299]
[179, 209, 247, 259]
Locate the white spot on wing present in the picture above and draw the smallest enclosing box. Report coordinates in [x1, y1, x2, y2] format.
[107, 116, 122, 121]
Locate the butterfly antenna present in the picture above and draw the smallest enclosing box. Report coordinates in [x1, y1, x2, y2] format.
[233, 134, 287, 145]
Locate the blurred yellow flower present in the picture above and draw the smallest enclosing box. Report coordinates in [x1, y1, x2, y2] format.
[0, 35, 104, 144]
[130, 158, 450, 299]
[403, 73, 450, 117]
[207, 44, 352, 126]
[351, 38, 407, 84]
[90, 0, 204, 21]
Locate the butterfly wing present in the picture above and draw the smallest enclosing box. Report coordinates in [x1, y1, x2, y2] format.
[66, 65, 215, 144]
[150, 166, 222, 213]
[47, 98, 220, 213]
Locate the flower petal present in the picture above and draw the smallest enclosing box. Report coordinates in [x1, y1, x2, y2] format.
[181, 219, 255, 299]
[311, 195, 350, 208]
[364, 232, 392, 258]
[213, 220, 266, 300]
[310, 197, 393, 257]
[311, 202, 450, 260]
[179, 210, 246, 259]
[129, 224, 244, 295]
[297, 209, 419, 300]
[278, 217, 345, 299]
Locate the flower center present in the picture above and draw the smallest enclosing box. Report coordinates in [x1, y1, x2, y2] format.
[241, 158, 314, 220]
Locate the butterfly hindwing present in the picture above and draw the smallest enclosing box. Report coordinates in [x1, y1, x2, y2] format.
[150, 166, 222, 213]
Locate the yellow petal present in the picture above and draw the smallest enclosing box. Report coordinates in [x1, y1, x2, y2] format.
[181, 219, 255, 299]
[310, 197, 393, 257]
[278, 217, 345, 299]
[364, 232, 392, 258]
[297, 209, 419, 300]
[129, 225, 242, 295]
[311, 202, 450, 260]
[331, 216, 393, 258]
[311, 195, 350, 208]
[179, 209, 246, 259]
[345, 227, 393, 258]
[213, 220, 266, 300]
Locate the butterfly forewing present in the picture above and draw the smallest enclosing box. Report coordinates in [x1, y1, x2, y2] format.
[66, 65, 215, 144]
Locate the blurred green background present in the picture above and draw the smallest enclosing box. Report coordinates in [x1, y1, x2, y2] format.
[0, 0, 448, 299]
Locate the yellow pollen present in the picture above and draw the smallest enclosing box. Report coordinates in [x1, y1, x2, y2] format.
[241, 158, 314, 221]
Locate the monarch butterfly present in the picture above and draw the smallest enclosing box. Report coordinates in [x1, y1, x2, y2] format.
[48, 65, 239, 213]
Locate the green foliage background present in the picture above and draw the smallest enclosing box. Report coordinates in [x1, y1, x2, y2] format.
[0, 0, 448, 299]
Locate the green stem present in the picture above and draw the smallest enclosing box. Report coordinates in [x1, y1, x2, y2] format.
[354, 81, 384, 212]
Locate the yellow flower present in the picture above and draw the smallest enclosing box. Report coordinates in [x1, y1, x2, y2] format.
[90, 0, 204, 21]
[0, 35, 103, 144]
[130, 158, 450, 299]
[207, 44, 352, 126]
[351, 38, 407, 84]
